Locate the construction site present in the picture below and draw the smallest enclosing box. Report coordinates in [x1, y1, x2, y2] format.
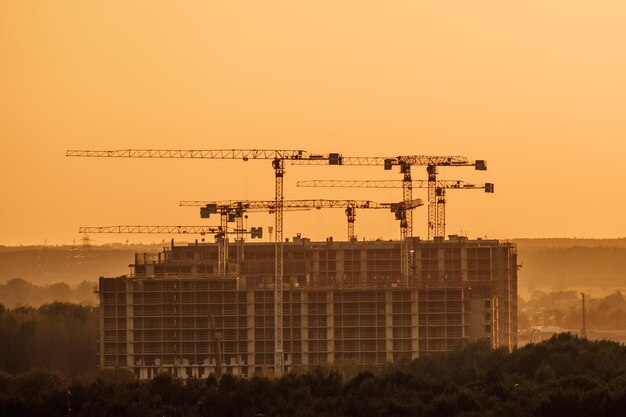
[68, 149, 518, 379]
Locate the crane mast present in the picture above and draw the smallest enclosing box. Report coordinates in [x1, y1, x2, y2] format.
[345, 207, 356, 242]
[235, 209, 245, 264]
[273, 157, 285, 374]
[400, 163, 413, 283]
[218, 211, 229, 276]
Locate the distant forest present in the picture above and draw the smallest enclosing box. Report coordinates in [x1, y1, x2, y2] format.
[0, 244, 166, 285]
[517, 243, 626, 290]
[0, 279, 97, 308]
[1, 330, 626, 417]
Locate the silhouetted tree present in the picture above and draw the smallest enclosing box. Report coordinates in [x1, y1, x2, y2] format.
[1, 334, 626, 416]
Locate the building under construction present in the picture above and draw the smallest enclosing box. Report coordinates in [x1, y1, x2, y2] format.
[98, 235, 517, 379]
[68, 148, 512, 378]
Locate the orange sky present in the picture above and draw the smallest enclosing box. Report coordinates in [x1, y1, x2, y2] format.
[1, 1, 625, 245]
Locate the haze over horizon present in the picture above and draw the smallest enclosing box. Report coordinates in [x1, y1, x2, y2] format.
[2, 1, 626, 245]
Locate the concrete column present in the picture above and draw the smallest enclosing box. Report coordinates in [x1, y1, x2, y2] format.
[301, 292, 309, 366]
[98, 279, 105, 369]
[489, 247, 494, 281]
[413, 248, 421, 286]
[336, 249, 344, 286]
[461, 247, 467, 281]
[438, 248, 445, 279]
[385, 291, 393, 362]
[126, 281, 134, 368]
[310, 250, 319, 285]
[327, 291, 334, 364]
[461, 288, 466, 339]
[360, 249, 368, 284]
[493, 297, 500, 348]
[247, 291, 255, 369]
[411, 290, 419, 359]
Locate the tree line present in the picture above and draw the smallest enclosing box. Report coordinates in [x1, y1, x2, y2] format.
[0, 278, 97, 308]
[0, 302, 98, 376]
[1, 334, 626, 417]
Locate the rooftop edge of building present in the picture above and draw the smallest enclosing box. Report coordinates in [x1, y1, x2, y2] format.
[176, 235, 513, 248]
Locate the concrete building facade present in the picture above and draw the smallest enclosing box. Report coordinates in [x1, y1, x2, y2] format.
[98, 236, 517, 378]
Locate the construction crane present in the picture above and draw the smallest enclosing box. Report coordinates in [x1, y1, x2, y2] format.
[296, 180, 494, 238]
[291, 155, 487, 238]
[78, 224, 262, 278]
[180, 198, 423, 244]
[291, 155, 487, 280]
[67, 148, 343, 376]
[68, 149, 480, 374]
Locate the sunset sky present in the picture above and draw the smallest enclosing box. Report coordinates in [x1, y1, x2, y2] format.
[1, 1, 625, 245]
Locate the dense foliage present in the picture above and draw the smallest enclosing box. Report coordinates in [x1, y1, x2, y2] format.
[0, 302, 98, 376]
[1, 334, 625, 417]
